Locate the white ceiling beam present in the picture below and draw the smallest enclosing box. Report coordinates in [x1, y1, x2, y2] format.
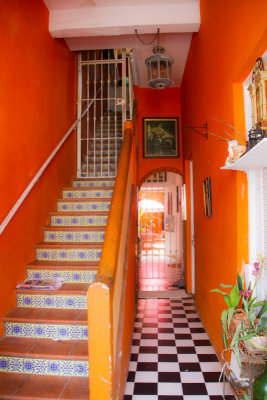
[49, 3, 200, 38]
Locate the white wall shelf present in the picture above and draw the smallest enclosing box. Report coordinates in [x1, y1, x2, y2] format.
[221, 138, 267, 171]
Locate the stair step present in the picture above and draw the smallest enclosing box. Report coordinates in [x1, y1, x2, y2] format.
[72, 178, 115, 187]
[16, 283, 89, 309]
[80, 171, 116, 178]
[4, 308, 88, 340]
[26, 261, 98, 282]
[36, 243, 102, 262]
[0, 373, 89, 400]
[50, 212, 109, 227]
[0, 337, 88, 376]
[43, 227, 105, 243]
[57, 198, 111, 212]
[62, 187, 113, 199]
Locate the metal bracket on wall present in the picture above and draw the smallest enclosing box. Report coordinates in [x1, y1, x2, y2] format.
[184, 121, 208, 139]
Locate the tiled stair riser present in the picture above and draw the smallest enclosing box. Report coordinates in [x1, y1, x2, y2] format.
[5, 322, 88, 341]
[17, 294, 87, 309]
[0, 356, 88, 377]
[57, 201, 110, 212]
[43, 230, 105, 243]
[27, 269, 97, 283]
[62, 189, 113, 199]
[36, 248, 102, 262]
[72, 180, 115, 187]
[80, 171, 115, 178]
[51, 215, 108, 227]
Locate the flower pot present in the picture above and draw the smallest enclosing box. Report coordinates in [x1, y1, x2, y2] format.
[229, 311, 250, 336]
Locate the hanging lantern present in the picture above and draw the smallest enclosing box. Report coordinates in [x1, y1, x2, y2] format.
[145, 45, 174, 89]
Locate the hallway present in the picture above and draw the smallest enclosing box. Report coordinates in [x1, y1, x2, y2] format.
[124, 296, 234, 399]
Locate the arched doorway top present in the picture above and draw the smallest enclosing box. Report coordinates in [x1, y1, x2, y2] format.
[139, 167, 183, 187]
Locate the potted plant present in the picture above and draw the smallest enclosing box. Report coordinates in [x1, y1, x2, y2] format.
[211, 255, 267, 366]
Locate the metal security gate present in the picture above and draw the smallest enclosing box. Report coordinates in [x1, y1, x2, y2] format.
[138, 171, 184, 291]
[77, 49, 133, 178]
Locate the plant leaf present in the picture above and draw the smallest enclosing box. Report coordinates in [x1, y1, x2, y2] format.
[219, 284, 233, 288]
[210, 289, 227, 295]
[229, 285, 240, 308]
[236, 332, 256, 341]
[227, 307, 235, 329]
[252, 300, 264, 307]
[221, 309, 228, 333]
[257, 301, 267, 319]
[224, 294, 232, 307]
[237, 274, 243, 291]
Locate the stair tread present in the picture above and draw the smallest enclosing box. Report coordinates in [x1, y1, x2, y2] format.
[0, 373, 89, 400]
[4, 308, 87, 324]
[36, 242, 103, 248]
[16, 282, 89, 295]
[26, 260, 99, 268]
[0, 337, 88, 360]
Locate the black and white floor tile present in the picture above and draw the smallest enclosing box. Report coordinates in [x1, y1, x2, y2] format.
[124, 297, 235, 400]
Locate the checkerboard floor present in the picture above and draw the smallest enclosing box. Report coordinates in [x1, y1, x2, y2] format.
[124, 296, 235, 400]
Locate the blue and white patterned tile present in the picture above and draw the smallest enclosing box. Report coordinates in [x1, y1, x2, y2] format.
[62, 189, 113, 199]
[0, 356, 88, 376]
[73, 180, 115, 188]
[44, 230, 105, 243]
[27, 269, 97, 284]
[36, 248, 102, 262]
[16, 294, 87, 309]
[57, 200, 111, 212]
[80, 171, 115, 178]
[5, 322, 88, 340]
[51, 215, 108, 227]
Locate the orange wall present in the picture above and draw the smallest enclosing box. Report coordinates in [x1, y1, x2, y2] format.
[181, 0, 267, 357]
[134, 86, 183, 185]
[0, 0, 76, 336]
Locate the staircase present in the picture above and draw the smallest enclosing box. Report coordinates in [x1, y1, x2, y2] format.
[0, 113, 122, 399]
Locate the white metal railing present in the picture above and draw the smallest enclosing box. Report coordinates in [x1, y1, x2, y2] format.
[77, 49, 133, 179]
[0, 95, 97, 237]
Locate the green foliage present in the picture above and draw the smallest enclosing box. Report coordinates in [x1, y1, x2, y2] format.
[211, 269, 267, 365]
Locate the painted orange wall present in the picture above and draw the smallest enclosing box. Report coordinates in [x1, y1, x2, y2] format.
[0, 0, 76, 336]
[134, 86, 183, 185]
[181, 0, 267, 357]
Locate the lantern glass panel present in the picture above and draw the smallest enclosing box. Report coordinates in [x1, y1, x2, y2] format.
[151, 61, 158, 79]
[160, 60, 167, 79]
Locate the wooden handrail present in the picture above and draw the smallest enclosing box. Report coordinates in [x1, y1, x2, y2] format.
[97, 121, 134, 279]
[87, 120, 135, 400]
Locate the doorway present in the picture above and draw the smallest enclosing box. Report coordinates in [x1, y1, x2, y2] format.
[137, 171, 184, 295]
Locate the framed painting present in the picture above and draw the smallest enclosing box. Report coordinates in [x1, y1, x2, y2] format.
[143, 117, 179, 158]
[203, 177, 212, 217]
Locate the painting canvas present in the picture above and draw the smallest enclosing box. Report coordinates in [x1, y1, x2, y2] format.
[203, 177, 212, 217]
[143, 118, 179, 158]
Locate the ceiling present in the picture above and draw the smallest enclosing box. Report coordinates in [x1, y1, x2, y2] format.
[43, 0, 200, 87]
